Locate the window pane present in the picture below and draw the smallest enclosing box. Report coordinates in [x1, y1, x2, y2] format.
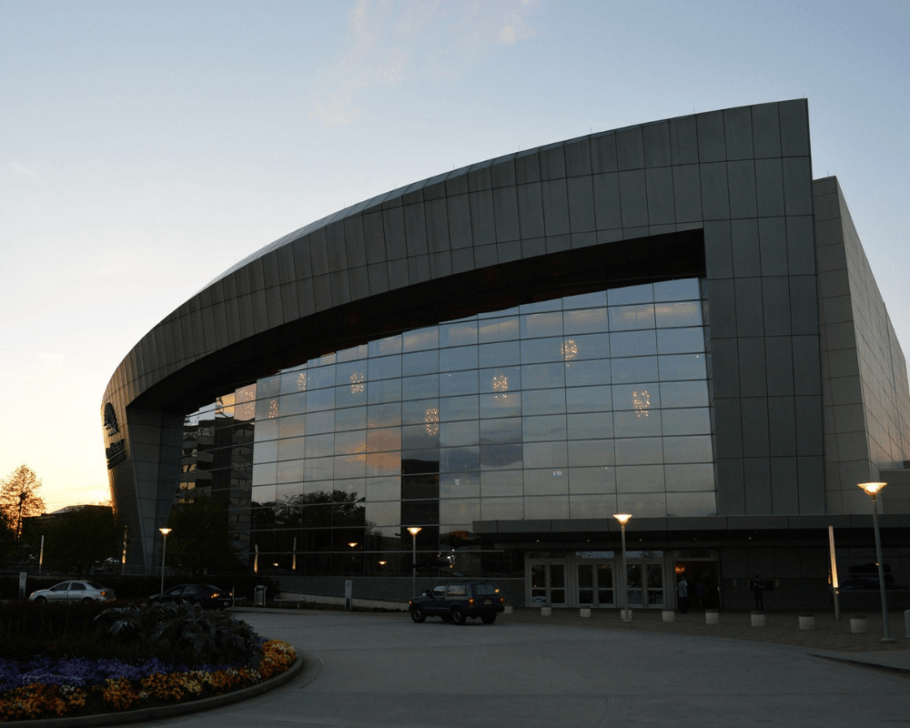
[614, 410, 662, 438]
[478, 317, 519, 343]
[609, 304, 655, 330]
[608, 283, 653, 306]
[563, 307, 608, 335]
[523, 415, 568, 442]
[439, 320, 478, 347]
[565, 360, 610, 387]
[439, 345, 478, 372]
[440, 370, 479, 396]
[663, 435, 714, 463]
[401, 374, 438, 400]
[612, 357, 659, 384]
[653, 278, 700, 302]
[660, 381, 709, 408]
[611, 330, 657, 357]
[521, 312, 563, 338]
[524, 470, 569, 496]
[612, 384, 658, 414]
[662, 408, 711, 436]
[567, 412, 613, 440]
[480, 417, 522, 444]
[615, 438, 663, 466]
[655, 301, 703, 328]
[479, 341, 521, 368]
[522, 363, 566, 389]
[480, 444, 523, 470]
[665, 464, 715, 491]
[402, 328, 438, 352]
[657, 328, 705, 354]
[659, 354, 707, 381]
[565, 385, 612, 413]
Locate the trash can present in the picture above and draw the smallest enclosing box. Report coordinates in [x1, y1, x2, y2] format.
[254, 585, 267, 607]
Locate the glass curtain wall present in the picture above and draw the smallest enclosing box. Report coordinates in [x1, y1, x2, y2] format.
[175, 278, 715, 577]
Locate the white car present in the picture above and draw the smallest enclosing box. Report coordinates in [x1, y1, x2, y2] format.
[29, 580, 115, 604]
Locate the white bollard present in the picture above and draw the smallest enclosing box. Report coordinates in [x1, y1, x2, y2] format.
[579, 608, 591, 618]
[662, 609, 675, 623]
[799, 614, 815, 631]
[504, 605, 513, 615]
[904, 609, 910, 639]
[705, 610, 719, 625]
[850, 615, 867, 634]
[621, 608, 633, 622]
[541, 606, 552, 616]
[751, 611, 766, 627]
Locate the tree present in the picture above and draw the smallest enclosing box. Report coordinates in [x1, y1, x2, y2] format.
[167, 497, 242, 577]
[0, 465, 46, 539]
[37, 506, 120, 577]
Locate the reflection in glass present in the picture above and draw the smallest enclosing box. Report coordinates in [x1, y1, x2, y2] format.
[184, 276, 712, 576]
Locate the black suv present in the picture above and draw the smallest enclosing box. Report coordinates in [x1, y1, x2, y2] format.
[408, 582, 505, 625]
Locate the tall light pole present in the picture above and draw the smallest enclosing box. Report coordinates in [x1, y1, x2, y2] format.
[407, 527, 422, 597]
[348, 542, 358, 575]
[159, 527, 172, 595]
[614, 514, 632, 622]
[857, 482, 894, 643]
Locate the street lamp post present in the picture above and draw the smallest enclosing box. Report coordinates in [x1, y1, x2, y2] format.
[407, 527, 422, 597]
[613, 514, 632, 622]
[159, 527, 172, 595]
[348, 542, 358, 575]
[857, 482, 895, 643]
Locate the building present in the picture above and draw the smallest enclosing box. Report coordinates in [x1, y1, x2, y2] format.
[102, 100, 910, 610]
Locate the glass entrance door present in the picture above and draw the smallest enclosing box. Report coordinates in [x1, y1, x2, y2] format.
[530, 561, 566, 606]
[627, 561, 664, 608]
[577, 563, 614, 607]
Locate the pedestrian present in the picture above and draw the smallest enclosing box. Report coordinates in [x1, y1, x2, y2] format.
[677, 575, 689, 613]
[751, 574, 764, 610]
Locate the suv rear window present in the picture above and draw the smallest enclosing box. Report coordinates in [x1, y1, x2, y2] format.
[447, 585, 466, 597]
[474, 584, 496, 596]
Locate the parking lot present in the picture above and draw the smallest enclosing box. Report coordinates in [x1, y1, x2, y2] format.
[140, 608, 910, 728]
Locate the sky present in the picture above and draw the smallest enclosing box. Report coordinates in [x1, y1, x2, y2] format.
[1, 0, 909, 512]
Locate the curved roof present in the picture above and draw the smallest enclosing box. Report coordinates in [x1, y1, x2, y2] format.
[103, 99, 812, 418]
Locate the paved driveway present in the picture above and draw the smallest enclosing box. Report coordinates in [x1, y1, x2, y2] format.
[144, 610, 910, 728]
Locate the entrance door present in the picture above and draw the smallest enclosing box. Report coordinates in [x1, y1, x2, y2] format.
[530, 561, 566, 606]
[577, 563, 615, 607]
[627, 561, 664, 608]
[674, 561, 719, 610]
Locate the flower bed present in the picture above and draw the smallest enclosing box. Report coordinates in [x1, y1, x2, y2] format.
[0, 639, 296, 721]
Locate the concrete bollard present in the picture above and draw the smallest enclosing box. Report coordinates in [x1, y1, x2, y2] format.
[850, 615, 867, 634]
[751, 611, 766, 627]
[620, 608, 633, 622]
[579, 608, 591, 618]
[662, 609, 675, 623]
[705, 610, 719, 625]
[504, 605, 513, 615]
[541, 606, 552, 616]
[904, 609, 910, 638]
[799, 614, 815, 631]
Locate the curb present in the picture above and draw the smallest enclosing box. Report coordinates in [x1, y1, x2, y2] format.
[4, 651, 313, 727]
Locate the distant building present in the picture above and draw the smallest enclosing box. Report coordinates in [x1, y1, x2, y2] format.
[102, 100, 910, 609]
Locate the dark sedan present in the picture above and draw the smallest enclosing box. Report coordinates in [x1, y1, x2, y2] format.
[150, 583, 232, 609]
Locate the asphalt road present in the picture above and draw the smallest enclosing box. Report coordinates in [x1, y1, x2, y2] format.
[141, 609, 910, 728]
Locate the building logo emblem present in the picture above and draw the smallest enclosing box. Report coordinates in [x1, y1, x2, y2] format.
[103, 403, 119, 435]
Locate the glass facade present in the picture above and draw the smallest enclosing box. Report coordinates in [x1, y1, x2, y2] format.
[173, 278, 715, 577]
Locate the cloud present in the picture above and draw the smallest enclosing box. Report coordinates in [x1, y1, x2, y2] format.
[11, 162, 40, 183]
[308, 0, 542, 128]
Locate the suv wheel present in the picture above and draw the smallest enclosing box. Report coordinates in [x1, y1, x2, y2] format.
[411, 606, 426, 623]
[450, 606, 466, 625]
[481, 614, 496, 624]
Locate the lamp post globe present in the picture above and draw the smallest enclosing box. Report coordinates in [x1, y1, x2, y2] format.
[407, 527, 422, 597]
[857, 483, 894, 643]
[158, 527, 172, 595]
[613, 514, 632, 622]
